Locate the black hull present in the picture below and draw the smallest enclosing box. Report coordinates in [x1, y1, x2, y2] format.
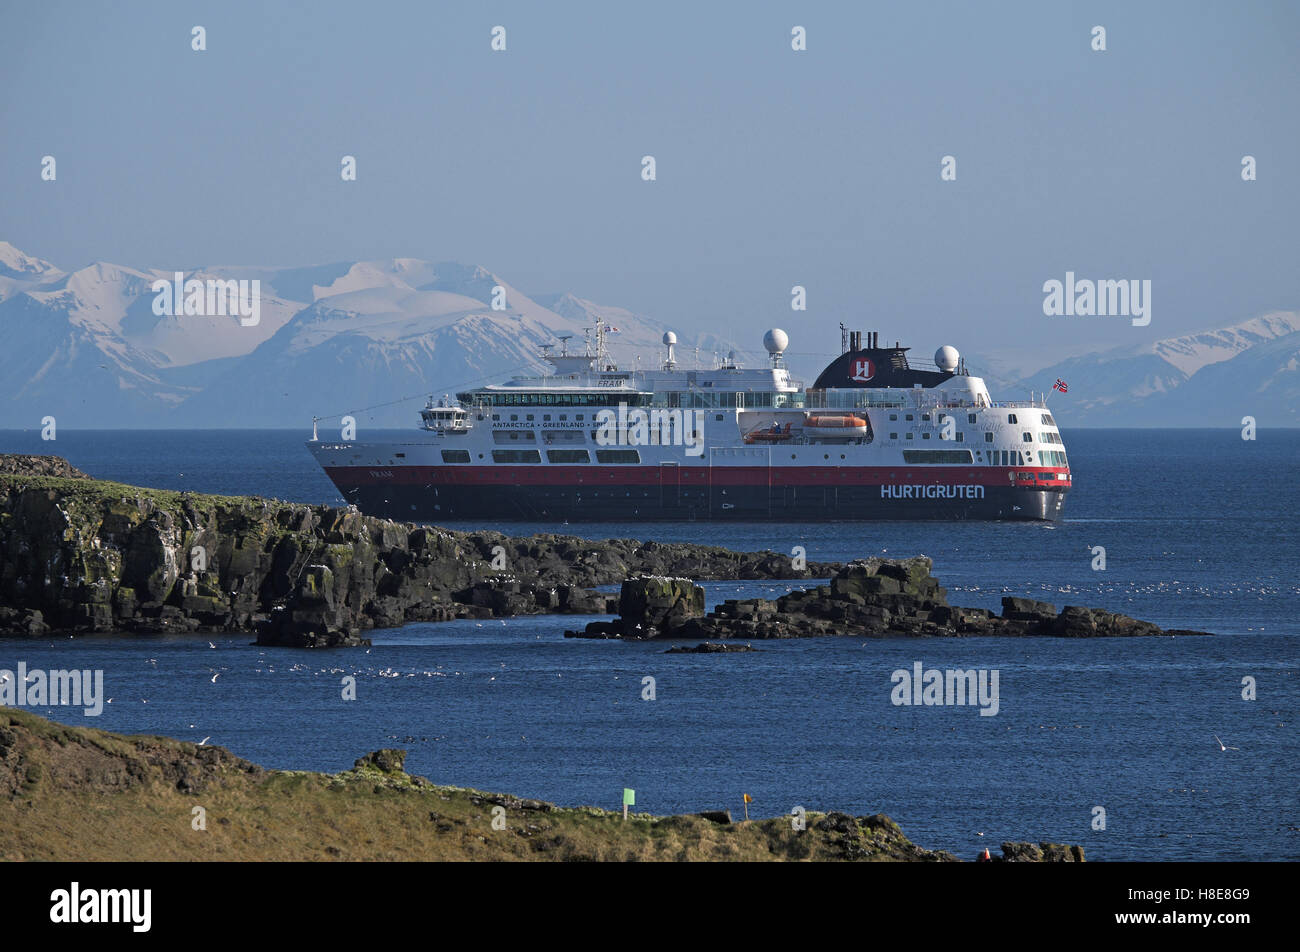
[331, 482, 1067, 523]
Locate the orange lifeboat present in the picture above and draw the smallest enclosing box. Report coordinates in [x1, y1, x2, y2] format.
[804, 414, 869, 436]
[744, 422, 795, 443]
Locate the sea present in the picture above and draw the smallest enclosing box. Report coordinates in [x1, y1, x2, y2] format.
[1, 427, 1296, 861]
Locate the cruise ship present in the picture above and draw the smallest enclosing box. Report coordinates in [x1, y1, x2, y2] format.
[307, 322, 1070, 521]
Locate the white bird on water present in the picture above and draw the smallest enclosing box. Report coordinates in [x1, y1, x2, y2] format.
[199, 737, 210, 746]
[1214, 734, 1239, 751]
[208, 642, 216, 649]
[210, 672, 220, 683]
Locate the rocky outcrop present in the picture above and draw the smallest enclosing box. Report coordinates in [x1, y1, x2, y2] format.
[0, 461, 837, 646]
[353, 749, 407, 774]
[573, 557, 1212, 641]
[570, 576, 705, 638]
[0, 456, 90, 480]
[998, 842, 1086, 862]
[664, 642, 756, 654]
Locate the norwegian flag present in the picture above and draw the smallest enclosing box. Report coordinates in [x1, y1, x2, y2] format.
[1053, 378, 1068, 393]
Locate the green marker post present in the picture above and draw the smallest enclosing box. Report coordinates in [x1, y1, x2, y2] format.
[622, 787, 635, 821]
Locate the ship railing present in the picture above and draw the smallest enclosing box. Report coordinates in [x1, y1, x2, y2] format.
[804, 392, 909, 410]
[420, 422, 472, 433]
[987, 398, 1048, 408]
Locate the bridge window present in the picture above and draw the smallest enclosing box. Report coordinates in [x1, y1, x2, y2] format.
[968, 414, 977, 424]
[1008, 414, 1018, 424]
[1023, 432, 1033, 442]
[984, 432, 994, 442]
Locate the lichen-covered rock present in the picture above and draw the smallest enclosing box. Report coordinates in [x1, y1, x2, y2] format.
[618, 576, 705, 629]
[1001, 596, 1058, 621]
[1000, 841, 1085, 862]
[0, 456, 91, 479]
[353, 749, 407, 773]
[589, 558, 1208, 642]
[0, 460, 839, 646]
[566, 576, 706, 639]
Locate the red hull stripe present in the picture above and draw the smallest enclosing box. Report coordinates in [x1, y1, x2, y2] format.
[325, 464, 1072, 488]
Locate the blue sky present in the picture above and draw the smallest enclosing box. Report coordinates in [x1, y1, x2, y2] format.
[3, 0, 1297, 367]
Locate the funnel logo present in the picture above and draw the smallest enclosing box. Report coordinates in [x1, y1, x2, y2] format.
[851, 358, 875, 382]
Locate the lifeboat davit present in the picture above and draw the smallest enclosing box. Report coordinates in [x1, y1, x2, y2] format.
[804, 413, 868, 436]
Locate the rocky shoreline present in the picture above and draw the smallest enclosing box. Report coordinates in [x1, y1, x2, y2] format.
[567, 559, 1214, 640]
[0, 708, 1083, 862]
[0, 455, 1210, 647]
[0, 456, 835, 646]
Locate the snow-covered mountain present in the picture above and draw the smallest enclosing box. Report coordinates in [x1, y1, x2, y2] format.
[1, 241, 1294, 429]
[1019, 311, 1300, 426]
[0, 243, 746, 428]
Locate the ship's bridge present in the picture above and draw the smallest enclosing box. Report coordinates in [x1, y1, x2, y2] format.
[457, 383, 654, 409]
[469, 330, 805, 411]
[807, 375, 994, 410]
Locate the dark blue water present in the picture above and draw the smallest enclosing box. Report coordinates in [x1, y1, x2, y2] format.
[1, 428, 1297, 860]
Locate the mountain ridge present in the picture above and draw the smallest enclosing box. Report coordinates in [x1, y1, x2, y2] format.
[0, 242, 1294, 428]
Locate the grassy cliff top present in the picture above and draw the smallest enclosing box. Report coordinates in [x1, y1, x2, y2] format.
[0, 707, 985, 862]
[0, 470, 282, 509]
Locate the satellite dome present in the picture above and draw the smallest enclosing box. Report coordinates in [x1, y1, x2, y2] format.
[935, 345, 960, 372]
[763, 328, 789, 354]
[662, 331, 677, 346]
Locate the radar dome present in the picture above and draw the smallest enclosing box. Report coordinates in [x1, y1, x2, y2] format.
[935, 345, 960, 372]
[763, 328, 789, 354]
